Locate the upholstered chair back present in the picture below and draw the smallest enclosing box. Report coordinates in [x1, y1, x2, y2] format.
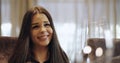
[87, 38, 120, 63]
[0, 36, 17, 63]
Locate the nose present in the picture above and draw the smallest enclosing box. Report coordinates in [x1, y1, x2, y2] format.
[39, 26, 46, 33]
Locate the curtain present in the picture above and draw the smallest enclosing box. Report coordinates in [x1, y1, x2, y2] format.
[0, 0, 120, 63]
[36, 0, 119, 62]
[0, 0, 1, 35]
[1, 0, 37, 36]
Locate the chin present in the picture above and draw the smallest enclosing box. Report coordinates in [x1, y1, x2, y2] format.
[39, 41, 50, 47]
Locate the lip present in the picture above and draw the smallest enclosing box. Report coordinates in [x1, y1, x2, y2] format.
[40, 32, 49, 37]
[41, 35, 48, 38]
[40, 34, 49, 37]
[37, 32, 49, 40]
[37, 35, 49, 40]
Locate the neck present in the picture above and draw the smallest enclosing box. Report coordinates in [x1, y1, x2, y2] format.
[33, 46, 49, 63]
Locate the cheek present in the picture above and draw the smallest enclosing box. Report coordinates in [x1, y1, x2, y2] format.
[48, 28, 53, 35]
[31, 30, 38, 39]
[31, 31, 39, 45]
[31, 31, 37, 36]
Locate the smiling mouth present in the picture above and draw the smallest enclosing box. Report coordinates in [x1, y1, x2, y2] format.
[37, 35, 49, 40]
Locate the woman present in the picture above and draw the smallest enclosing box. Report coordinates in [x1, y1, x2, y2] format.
[8, 6, 69, 63]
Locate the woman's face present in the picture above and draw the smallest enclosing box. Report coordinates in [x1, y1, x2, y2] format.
[31, 13, 53, 47]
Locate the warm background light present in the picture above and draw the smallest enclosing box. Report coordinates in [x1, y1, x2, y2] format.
[95, 47, 103, 57]
[83, 45, 92, 54]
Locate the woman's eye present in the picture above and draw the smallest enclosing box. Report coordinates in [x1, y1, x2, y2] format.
[44, 23, 51, 27]
[32, 25, 39, 29]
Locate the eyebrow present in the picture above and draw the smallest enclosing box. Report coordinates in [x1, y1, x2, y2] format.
[32, 21, 50, 25]
[32, 23, 38, 26]
[44, 21, 50, 24]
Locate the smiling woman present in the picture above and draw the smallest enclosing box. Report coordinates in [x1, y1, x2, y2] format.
[31, 13, 53, 47]
[8, 6, 69, 63]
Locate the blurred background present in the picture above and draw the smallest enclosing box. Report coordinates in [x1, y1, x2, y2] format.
[0, 0, 120, 63]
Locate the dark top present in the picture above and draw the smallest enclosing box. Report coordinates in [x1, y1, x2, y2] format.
[26, 51, 50, 63]
[26, 55, 50, 63]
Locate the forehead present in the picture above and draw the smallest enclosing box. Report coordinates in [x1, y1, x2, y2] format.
[32, 13, 49, 23]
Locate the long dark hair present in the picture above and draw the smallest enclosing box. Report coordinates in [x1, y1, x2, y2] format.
[8, 6, 69, 63]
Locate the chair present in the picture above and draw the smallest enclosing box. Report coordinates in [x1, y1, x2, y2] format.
[86, 38, 120, 63]
[87, 38, 106, 63]
[0, 36, 17, 63]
